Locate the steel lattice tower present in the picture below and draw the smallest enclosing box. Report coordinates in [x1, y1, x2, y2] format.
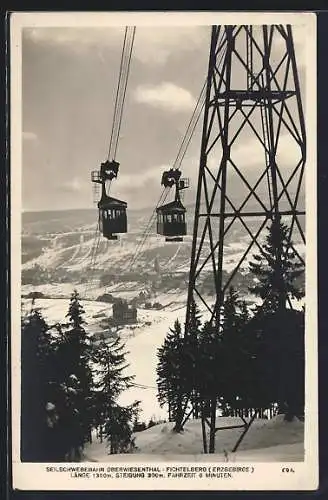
[185, 25, 306, 453]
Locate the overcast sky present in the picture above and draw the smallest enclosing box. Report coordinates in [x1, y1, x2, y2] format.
[21, 24, 308, 211]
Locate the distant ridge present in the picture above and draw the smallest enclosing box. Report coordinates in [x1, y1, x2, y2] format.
[22, 205, 158, 217]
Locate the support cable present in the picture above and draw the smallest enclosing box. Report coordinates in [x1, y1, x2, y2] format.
[107, 26, 136, 161]
[128, 74, 212, 271]
[113, 28, 136, 160]
[83, 218, 101, 299]
[107, 28, 128, 161]
[128, 187, 169, 270]
[107, 27, 136, 162]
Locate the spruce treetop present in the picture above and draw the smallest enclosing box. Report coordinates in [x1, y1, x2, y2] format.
[66, 290, 86, 329]
[248, 219, 304, 311]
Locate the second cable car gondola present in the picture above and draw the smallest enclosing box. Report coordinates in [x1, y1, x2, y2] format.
[156, 168, 189, 242]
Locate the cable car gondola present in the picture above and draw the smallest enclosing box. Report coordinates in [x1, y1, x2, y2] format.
[156, 168, 189, 242]
[98, 194, 127, 241]
[92, 160, 127, 240]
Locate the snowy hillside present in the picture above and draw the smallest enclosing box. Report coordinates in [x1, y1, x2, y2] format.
[84, 415, 304, 462]
[22, 208, 305, 281]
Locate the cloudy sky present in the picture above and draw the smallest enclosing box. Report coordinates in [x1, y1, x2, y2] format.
[21, 22, 308, 212]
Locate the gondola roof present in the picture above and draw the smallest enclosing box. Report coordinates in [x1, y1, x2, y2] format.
[98, 194, 127, 209]
[156, 199, 186, 213]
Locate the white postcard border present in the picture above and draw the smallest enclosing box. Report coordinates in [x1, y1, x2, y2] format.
[10, 11, 318, 491]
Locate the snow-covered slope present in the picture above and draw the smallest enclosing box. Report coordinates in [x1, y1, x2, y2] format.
[84, 415, 304, 462]
[22, 209, 304, 276]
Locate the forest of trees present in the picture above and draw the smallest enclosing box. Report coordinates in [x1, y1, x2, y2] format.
[156, 220, 305, 451]
[21, 291, 140, 462]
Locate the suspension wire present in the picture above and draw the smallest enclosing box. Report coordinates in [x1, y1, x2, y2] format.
[173, 33, 227, 171]
[107, 27, 136, 162]
[89, 231, 102, 293]
[83, 238, 99, 299]
[83, 218, 101, 299]
[127, 73, 212, 272]
[111, 28, 134, 160]
[113, 27, 136, 160]
[173, 80, 207, 170]
[128, 187, 169, 270]
[84, 222, 100, 291]
[131, 382, 157, 390]
[107, 28, 128, 161]
[129, 188, 169, 270]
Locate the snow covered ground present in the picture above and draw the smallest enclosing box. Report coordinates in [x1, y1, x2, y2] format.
[118, 307, 186, 420]
[83, 415, 304, 462]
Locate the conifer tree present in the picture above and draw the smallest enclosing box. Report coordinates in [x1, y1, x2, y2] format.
[197, 320, 221, 405]
[157, 307, 203, 431]
[21, 309, 53, 461]
[248, 220, 305, 419]
[220, 288, 243, 409]
[219, 288, 253, 415]
[243, 307, 305, 419]
[184, 301, 203, 419]
[106, 402, 140, 454]
[156, 319, 186, 431]
[92, 337, 139, 454]
[53, 290, 93, 459]
[248, 219, 304, 311]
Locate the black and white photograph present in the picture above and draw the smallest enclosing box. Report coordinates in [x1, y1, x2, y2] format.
[10, 11, 318, 491]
